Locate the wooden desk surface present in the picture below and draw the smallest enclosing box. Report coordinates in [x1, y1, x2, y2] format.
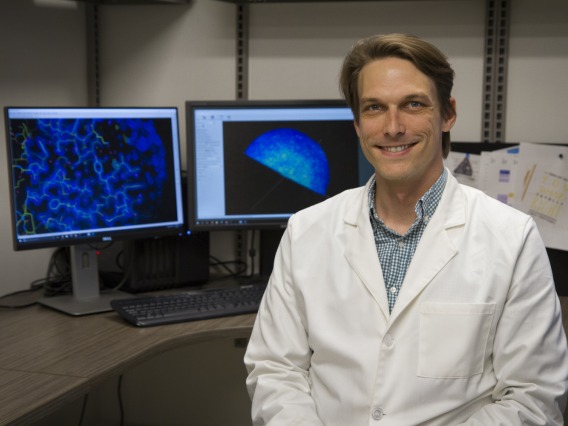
[2, 296, 567, 425]
[0, 305, 256, 425]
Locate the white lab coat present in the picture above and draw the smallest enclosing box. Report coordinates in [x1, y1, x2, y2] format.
[245, 170, 568, 425]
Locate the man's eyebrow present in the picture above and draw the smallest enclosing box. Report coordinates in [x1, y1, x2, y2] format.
[359, 97, 380, 104]
[359, 93, 434, 105]
[401, 93, 433, 103]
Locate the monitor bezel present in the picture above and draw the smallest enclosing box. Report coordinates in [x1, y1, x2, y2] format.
[185, 99, 359, 232]
[4, 106, 186, 252]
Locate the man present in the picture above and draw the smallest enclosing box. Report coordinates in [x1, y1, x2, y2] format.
[244, 33, 568, 425]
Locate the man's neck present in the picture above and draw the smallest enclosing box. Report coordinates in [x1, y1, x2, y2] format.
[374, 185, 420, 235]
[373, 168, 444, 235]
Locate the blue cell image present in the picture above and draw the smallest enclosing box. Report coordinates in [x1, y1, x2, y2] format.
[10, 117, 168, 236]
[245, 128, 330, 195]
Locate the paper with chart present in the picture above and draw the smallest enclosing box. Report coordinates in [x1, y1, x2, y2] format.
[478, 146, 519, 207]
[444, 151, 481, 189]
[516, 142, 568, 251]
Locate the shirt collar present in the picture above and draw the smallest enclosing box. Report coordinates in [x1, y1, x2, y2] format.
[368, 168, 447, 224]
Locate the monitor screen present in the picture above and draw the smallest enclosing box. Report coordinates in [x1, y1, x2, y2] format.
[5, 106, 185, 250]
[186, 99, 365, 232]
[4, 106, 185, 315]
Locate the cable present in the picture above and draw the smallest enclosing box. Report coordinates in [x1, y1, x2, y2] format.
[42, 247, 72, 297]
[0, 247, 72, 309]
[95, 242, 132, 292]
[106, 260, 132, 292]
[78, 393, 89, 426]
[247, 229, 257, 278]
[117, 375, 125, 426]
[209, 254, 247, 280]
[0, 287, 43, 309]
[0, 247, 70, 308]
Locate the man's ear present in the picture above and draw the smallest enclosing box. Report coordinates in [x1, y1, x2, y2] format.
[354, 119, 361, 138]
[443, 97, 457, 132]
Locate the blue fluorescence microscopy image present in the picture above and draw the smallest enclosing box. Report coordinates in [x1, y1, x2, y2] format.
[10, 117, 170, 235]
[245, 128, 330, 196]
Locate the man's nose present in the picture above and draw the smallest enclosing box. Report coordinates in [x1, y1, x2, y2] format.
[383, 109, 405, 137]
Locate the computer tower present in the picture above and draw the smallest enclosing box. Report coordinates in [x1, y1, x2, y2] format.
[121, 231, 210, 293]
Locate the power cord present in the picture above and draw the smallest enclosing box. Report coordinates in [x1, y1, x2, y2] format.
[41, 247, 72, 297]
[117, 375, 125, 426]
[0, 287, 43, 309]
[247, 229, 258, 278]
[75, 375, 125, 426]
[0, 247, 71, 309]
[208, 255, 247, 281]
[0, 243, 123, 309]
[78, 393, 89, 426]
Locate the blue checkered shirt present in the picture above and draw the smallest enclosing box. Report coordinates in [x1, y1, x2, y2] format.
[368, 169, 447, 312]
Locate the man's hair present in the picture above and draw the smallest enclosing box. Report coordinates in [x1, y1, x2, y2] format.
[339, 33, 455, 157]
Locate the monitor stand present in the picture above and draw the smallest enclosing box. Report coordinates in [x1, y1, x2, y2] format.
[38, 244, 131, 316]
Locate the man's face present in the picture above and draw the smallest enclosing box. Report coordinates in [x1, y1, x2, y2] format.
[354, 57, 456, 193]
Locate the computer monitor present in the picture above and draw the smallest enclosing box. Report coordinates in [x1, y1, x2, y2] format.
[186, 99, 366, 232]
[4, 106, 185, 315]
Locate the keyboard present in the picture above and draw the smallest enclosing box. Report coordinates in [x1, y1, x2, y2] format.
[111, 284, 266, 327]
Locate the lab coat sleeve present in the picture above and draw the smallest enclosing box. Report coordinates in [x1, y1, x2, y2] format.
[459, 219, 568, 425]
[244, 222, 324, 426]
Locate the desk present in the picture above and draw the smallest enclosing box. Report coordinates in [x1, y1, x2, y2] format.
[0, 304, 255, 425]
[2, 296, 567, 425]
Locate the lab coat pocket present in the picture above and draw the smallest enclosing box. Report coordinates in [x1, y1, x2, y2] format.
[418, 302, 495, 378]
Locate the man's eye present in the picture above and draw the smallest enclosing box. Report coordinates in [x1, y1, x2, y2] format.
[408, 101, 425, 108]
[364, 104, 382, 112]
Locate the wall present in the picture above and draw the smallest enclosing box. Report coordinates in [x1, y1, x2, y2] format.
[247, 0, 485, 142]
[4, 0, 567, 299]
[0, 0, 87, 297]
[97, 0, 237, 164]
[1, 0, 567, 425]
[507, 0, 568, 143]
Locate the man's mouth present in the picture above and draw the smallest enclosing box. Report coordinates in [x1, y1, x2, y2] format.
[380, 143, 415, 153]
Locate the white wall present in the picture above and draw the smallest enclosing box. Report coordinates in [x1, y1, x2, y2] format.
[0, 0, 87, 297]
[2, 0, 567, 425]
[4, 0, 567, 299]
[507, 0, 568, 143]
[98, 0, 239, 264]
[247, 0, 486, 142]
[98, 0, 237, 168]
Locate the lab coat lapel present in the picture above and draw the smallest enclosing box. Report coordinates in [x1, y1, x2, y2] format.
[390, 173, 465, 321]
[343, 182, 391, 320]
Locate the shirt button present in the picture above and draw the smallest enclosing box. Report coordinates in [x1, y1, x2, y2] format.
[389, 286, 397, 294]
[384, 333, 394, 347]
[372, 407, 384, 420]
[398, 241, 405, 248]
